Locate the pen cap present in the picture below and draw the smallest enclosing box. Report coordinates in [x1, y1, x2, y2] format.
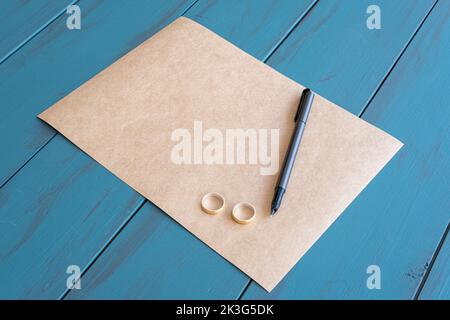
[295, 89, 315, 123]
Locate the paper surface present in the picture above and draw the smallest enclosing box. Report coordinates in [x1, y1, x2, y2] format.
[38, 17, 403, 291]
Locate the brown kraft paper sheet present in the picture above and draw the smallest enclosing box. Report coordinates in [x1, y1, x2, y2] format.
[38, 17, 403, 291]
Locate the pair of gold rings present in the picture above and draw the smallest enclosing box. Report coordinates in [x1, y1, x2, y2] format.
[200, 192, 256, 225]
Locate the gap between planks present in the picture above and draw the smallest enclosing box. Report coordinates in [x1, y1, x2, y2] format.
[0, 0, 80, 65]
[358, 0, 439, 118]
[414, 223, 450, 299]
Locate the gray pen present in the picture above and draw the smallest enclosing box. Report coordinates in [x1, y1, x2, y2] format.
[270, 88, 315, 216]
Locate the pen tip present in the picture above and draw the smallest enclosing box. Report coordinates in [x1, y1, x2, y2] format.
[270, 208, 277, 216]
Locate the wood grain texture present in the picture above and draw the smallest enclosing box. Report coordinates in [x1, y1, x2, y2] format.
[266, 0, 436, 115]
[0, 0, 75, 63]
[0, 0, 194, 187]
[0, 135, 144, 299]
[67, 0, 440, 299]
[185, 0, 317, 61]
[1, 0, 446, 299]
[243, 0, 449, 299]
[0, 0, 316, 299]
[66, 202, 249, 299]
[419, 226, 450, 300]
[0, 0, 198, 299]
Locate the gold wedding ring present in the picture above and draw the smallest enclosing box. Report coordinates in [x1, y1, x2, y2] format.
[231, 202, 256, 225]
[201, 192, 225, 215]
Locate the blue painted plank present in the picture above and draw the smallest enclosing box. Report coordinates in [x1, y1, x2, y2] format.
[0, 0, 74, 63]
[419, 227, 450, 300]
[185, 0, 317, 61]
[67, 0, 438, 299]
[0, 0, 316, 188]
[0, 0, 199, 299]
[66, 202, 249, 299]
[243, 0, 449, 299]
[0, 0, 194, 187]
[0, 0, 316, 299]
[266, 0, 436, 115]
[0, 135, 143, 299]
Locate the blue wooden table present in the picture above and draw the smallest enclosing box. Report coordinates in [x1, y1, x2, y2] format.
[0, 0, 448, 300]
